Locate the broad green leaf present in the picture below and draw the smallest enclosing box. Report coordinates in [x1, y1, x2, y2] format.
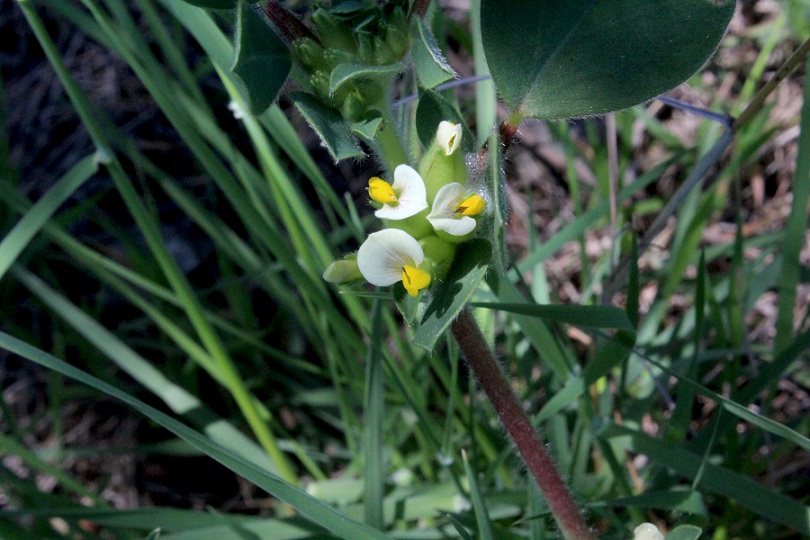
[329, 62, 402, 95]
[231, 0, 291, 115]
[415, 89, 473, 153]
[471, 302, 635, 332]
[177, 0, 234, 8]
[667, 525, 704, 540]
[290, 92, 364, 161]
[480, 0, 735, 118]
[410, 18, 456, 89]
[414, 240, 491, 350]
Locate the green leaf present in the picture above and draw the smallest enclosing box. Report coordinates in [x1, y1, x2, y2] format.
[414, 240, 491, 350]
[329, 62, 403, 95]
[471, 302, 635, 332]
[410, 18, 456, 89]
[600, 490, 707, 516]
[602, 423, 810, 536]
[177, 0, 234, 8]
[394, 285, 423, 326]
[0, 153, 97, 281]
[290, 92, 364, 161]
[480, 0, 735, 119]
[231, 0, 291, 115]
[350, 111, 384, 141]
[462, 451, 494, 540]
[667, 525, 704, 540]
[415, 89, 473, 153]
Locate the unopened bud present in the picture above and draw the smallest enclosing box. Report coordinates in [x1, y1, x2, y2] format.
[633, 523, 664, 540]
[418, 121, 468, 203]
[436, 121, 462, 156]
[311, 9, 357, 54]
[323, 257, 363, 284]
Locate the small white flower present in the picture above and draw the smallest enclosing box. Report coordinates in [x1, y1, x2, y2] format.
[436, 121, 462, 156]
[368, 165, 428, 220]
[633, 523, 665, 540]
[427, 183, 486, 236]
[357, 229, 431, 296]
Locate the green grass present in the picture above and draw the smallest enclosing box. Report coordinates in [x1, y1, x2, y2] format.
[1, 1, 809, 539]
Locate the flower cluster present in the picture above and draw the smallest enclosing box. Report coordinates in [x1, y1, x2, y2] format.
[324, 121, 487, 297]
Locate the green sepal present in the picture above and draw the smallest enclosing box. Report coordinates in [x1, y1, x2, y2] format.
[418, 142, 468, 204]
[383, 210, 433, 240]
[419, 234, 457, 279]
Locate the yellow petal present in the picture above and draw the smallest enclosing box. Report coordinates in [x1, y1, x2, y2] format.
[401, 265, 431, 297]
[455, 194, 485, 216]
[368, 177, 398, 204]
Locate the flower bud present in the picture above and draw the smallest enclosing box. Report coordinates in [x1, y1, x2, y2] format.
[633, 523, 665, 540]
[418, 121, 468, 203]
[323, 256, 363, 284]
[292, 38, 327, 72]
[311, 9, 357, 54]
[436, 121, 462, 156]
[309, 71, 331, 100]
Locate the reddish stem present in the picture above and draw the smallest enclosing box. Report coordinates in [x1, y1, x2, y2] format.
[451, 309, 593, 540]
[262, 1, 318, 45]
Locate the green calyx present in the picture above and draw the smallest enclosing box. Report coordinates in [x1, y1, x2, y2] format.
[418, 142, 468, 204]
[383, 209, 433, 240]
[419, 234, 457, 279]
[323, 255, 363, 284]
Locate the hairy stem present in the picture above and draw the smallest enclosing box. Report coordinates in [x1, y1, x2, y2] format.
[451, 309, 593, 540]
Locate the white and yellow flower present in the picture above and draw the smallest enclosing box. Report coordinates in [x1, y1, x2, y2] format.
[436, 121, 462, 156]
[632, 523, 664, 540]
[368, 165, 428, 220]
[427, 182, 486, 237]
[357, 229, 431, 297]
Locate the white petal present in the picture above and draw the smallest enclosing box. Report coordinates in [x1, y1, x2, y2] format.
[375, 165, 428, 220]
[436, 121, 462, 155]
[427, 183, 476, 236]
[633, 523, 665, 540]
[429, 215, 477, 236]
[427, 183, 465, 221]
[357, 229, 424, 286]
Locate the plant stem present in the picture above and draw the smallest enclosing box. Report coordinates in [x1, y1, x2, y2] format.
[451, 309, 593, 540]
[735, 35, 810, 130]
